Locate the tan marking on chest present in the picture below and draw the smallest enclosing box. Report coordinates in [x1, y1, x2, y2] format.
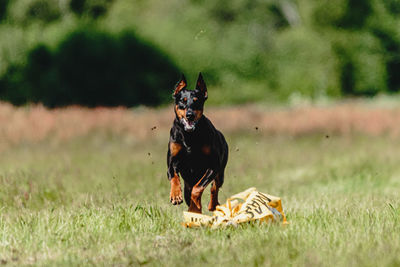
[202, 145, 211, 155]
[170, 142, 182, 157]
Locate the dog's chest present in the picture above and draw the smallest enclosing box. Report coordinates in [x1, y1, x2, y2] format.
[179, 143, 209, 174]
[182, 143, 206, 160]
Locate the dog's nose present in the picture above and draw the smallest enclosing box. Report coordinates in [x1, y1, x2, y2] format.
[186, 110, 195, 121]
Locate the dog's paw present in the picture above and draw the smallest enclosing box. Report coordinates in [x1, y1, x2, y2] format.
[208, 201, 220, 212]
[188, 203, 202, 213]
[170, 189, 183, 205]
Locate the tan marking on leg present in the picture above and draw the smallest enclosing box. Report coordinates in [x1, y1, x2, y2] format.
[170, 173, 183, 205]
[188, 185, 205, 213]
[208, 181, 220, 211]
[188, 169, 215, 213]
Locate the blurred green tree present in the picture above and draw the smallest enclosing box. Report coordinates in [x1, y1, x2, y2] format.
[70, 0, 114, 18]
[0, 0, 9, 21]
[7, 0, 62, 25]
[0, 30, 180, 107]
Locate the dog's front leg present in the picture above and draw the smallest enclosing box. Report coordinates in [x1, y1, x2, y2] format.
[169, 172, 183, 205]
[188, 169, 217, 213]
[167, 142, 183, 205]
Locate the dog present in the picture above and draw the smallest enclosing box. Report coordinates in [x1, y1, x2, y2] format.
[167, 73, 228, 214]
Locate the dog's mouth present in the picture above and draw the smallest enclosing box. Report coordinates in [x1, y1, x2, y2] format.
[181, 118, 197, 132]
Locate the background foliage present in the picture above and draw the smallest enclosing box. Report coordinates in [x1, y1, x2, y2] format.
[0, 0, 400, 106]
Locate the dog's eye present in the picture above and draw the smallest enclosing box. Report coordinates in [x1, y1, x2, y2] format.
[183, 97, 187, 102]
[193, 97, 198, 101]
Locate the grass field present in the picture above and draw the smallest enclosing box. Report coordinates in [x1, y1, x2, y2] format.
[0, 103, 400, 266]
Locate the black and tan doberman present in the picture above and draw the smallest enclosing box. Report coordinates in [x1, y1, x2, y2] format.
[167, 73, 229, 214]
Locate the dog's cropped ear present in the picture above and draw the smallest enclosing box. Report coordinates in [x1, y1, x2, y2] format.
[173, 74, 187, 97]
[195, 72, 208, 100]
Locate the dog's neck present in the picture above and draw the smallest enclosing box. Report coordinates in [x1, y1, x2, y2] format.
[173, 116, 206, 148]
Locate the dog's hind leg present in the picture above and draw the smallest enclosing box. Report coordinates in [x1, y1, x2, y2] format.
[208, 173, 223, 211]
[188, 169, 217, 213]
[184, 182, 192, 207]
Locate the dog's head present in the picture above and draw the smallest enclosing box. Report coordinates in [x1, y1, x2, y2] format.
[173, 73, 208, 132]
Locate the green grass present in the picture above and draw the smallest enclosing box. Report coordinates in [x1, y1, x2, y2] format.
[0, 132, 400, 266]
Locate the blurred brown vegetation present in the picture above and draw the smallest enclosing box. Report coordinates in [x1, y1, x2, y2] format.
[1, 102, 400, 150]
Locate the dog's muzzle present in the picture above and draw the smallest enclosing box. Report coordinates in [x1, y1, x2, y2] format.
[181, 118, 197, 132]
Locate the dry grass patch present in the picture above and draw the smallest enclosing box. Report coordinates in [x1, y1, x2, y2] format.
[1, 101, 400, 149]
